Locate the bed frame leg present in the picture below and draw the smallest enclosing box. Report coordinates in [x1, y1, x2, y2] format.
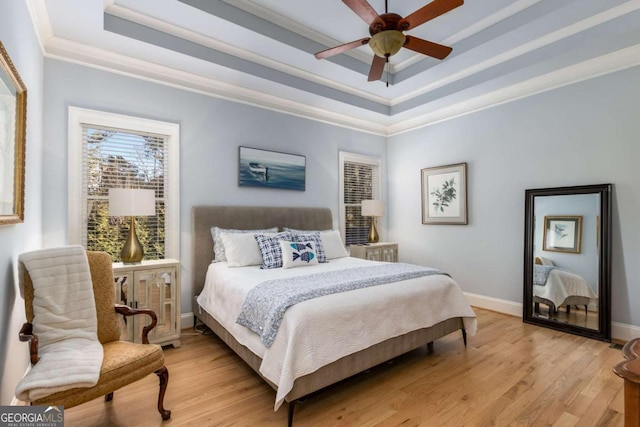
[288, 401, 295, 427]
[427, 341, 434, 352]
[462, 329, 467, 347]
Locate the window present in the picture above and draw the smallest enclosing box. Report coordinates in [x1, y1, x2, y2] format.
[339, 151, 381, 246]
[68, 107, 179, 261]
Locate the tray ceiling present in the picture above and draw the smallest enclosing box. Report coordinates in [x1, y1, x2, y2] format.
[29, 0, 640, 135]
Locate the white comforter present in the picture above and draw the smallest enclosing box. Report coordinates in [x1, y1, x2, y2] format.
[196, 257, 477, 410]
[533, 268, 598, 308]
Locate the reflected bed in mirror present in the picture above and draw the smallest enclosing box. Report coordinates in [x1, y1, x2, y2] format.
[524, 184, 612, 342]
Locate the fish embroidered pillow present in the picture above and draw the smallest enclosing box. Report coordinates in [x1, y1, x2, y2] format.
[280, 241, 319, 269]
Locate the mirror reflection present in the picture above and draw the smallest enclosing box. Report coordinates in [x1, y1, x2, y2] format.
[0, 68, 17, 215]
[524, 184, 611, 342]
[532, 194, 600, 330]
[0, 41, 27, 225]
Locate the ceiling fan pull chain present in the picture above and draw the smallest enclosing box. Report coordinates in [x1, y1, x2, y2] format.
[386, 55, 390, 87]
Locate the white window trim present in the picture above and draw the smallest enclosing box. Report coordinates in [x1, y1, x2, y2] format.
[339, 151, 382, 244]
[68, 106, 180, 259]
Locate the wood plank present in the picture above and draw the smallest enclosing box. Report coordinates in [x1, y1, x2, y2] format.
[62, 309, 626, 426]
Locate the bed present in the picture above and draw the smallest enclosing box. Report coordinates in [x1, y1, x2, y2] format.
[192, 206, 477, 425]
[533, 256, 597, 315]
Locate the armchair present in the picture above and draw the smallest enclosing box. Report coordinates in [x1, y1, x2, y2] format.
[18, 250, 170, 420]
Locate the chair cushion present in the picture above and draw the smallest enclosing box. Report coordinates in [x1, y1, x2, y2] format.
[32, 341, 164, 408]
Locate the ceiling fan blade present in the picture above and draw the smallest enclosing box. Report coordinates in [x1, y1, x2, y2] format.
[404, 35, 453, 60]
[399, 0, 464, 31]
[315, 38, 370, 60]
[367, 55, 386, 81]
[342, 0, 383, 27]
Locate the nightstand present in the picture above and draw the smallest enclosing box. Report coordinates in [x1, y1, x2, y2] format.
[112, 259, 181, 348]
[350, 243, 398, 262]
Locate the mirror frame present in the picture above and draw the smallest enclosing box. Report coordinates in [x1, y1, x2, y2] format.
[523, 184, 612, 342]
[0, 41, 27, 225]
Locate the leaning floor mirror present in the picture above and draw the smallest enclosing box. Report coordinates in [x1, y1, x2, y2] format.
[523, 184, 612, 342]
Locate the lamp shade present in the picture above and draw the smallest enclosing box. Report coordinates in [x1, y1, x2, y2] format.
[361, 199, 384, 217]
[108, 188, 155, 217]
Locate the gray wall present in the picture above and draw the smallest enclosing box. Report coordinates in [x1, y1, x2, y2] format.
[387, 65, 640, 327]
[0, 2, 45, 404]
[42, 59, 387, 317]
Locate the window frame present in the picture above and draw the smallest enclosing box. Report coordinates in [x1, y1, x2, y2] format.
[339, 151, 382, 246]
[68, 107, 180, 259]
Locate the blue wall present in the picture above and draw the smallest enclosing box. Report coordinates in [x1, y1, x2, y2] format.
[388, 65, 640, 328]
[0, 1, 45, 405]
[42, 59, 387, 317]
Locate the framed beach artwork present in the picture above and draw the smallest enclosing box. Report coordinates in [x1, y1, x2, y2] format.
[238, 146, 306, 191]
[543, 215, 582, 253]
[421, 162, 468, 225]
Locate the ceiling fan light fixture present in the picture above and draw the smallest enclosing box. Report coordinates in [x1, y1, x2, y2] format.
[368, 30, 406, 58]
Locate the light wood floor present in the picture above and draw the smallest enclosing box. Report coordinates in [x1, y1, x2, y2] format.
[63, 308, 626, 426]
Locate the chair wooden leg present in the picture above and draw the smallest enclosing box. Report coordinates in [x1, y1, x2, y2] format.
[105, 392, 113, 402]
[154, 366, 171, 420]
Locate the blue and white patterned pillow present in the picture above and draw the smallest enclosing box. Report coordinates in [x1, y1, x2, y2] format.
[280, 241, 319, 269]
[284, 228, 349, 259]
[255, 232, 292, 269]
[211, 226, 278, 262]
[290, 232, 327, 263]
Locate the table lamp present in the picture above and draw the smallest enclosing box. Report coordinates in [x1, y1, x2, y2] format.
[108, 188, 155, 264]
[361, 199, 384, 243]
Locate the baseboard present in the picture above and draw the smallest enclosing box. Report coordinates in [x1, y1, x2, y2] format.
[181, 312, 194, 330]
[464, 292, 522, 318]
[612, 322, 640, 343]
[464, 292, 638, 343]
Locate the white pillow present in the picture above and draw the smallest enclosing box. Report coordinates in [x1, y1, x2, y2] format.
[221, 232, 277, 267]
[321, 230, 349, 259]
[211, 226, 278, 262]
[284, 228, 349, 260]
[280, 241, 319, 269]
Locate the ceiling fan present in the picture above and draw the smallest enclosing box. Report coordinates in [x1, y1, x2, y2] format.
[315, 0, 464, 84]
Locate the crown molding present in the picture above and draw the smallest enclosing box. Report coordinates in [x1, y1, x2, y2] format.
[393, 0, 543, 72]
[106, 4, 390, 107]
[44, 36, 389, 135]
[29, 1, 640, 137]
[388, 43, 640, 136]
[38, 36, 640, 138]
[25, 0, 53, 56]
[221, 0, 373, 65]
[391, 0, 640, 106]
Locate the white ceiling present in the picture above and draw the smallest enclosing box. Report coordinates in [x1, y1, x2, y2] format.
[28, 0, 640, 135]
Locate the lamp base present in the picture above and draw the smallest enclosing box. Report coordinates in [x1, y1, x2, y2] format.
[120, 216, 144, 264]
[368, 217, 379, 243]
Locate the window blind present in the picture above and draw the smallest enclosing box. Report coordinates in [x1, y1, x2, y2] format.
[343, 160, 380, 246]
[81, 124, 169, 261]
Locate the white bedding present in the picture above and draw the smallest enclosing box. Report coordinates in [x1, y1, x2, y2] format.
[533, 268, 598, 308]
[196, 256, 477, 410]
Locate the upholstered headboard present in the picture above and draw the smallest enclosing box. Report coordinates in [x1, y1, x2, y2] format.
[191, 205, 333, 297]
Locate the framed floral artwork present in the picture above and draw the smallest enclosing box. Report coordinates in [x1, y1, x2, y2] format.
[543, 215, 582, 253]
[421, 162, 468, 225]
